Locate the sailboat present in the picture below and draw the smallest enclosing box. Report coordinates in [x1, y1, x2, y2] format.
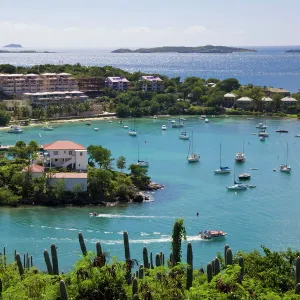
[128, 118, 137, 136]
[214, 143, 231, 174]
[280, 143, 291, 173]
[172, 116, 184, 128]
[235, 140, 246, 162]
[187, 132, 200, 162]
[137, 141, 149, 168]
[226, 171, 247, 190]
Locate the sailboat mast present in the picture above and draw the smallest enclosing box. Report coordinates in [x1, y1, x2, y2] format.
[220, 143, 222, 167]
[243, 140, 244, 153]
[286, 143, 289, 165]
[138, 140, 140, 161]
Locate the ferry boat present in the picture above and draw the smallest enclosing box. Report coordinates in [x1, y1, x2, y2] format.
[199, 230, 227, 240]
[7, 125, 23, 134]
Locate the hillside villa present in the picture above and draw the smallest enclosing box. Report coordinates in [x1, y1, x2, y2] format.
[105, 76, 130, 90]
[139, 76, 164, 92]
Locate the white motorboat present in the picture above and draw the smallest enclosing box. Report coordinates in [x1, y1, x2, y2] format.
[161, 125, 167, 130]
[235, 141, 245, 162]
[187, 132, 200, 162]
[169, 119, 176, 124]
[280, 143, 291, 173]
[226, 182, 247, 190]
[94, 128, 99, 131]
[199, 230, 227, 240]
[214, 143, 231, 174]
[153, 115, 158, 119]
[295, 134, 300, 137]
[238, 173, 251, 180]
[129, 130, 137, 136]
[199, 115, 206, 120]
[205, 118, 210, 123]
[259, 131, 269, 137]
[41, 124, 54, 131]
[108, 120, 113, 123]
[7, 125, 23, 134]
[179, 131, 189, 140]
[260, 136, 265, 141]
[256, 122, 267, 129]
[123, 125, 129, 129]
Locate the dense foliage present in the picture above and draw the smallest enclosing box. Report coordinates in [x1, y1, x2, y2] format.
[0, 109, 11, 126]
[1, 220, 300, 299]
[0, 141, 151, 206]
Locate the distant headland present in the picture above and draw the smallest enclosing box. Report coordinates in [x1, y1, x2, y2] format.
[0, 50, 55, 54]
[112, 45, 257, 54]
[3, 43, 22, 48]
[285, 49, 300, 53]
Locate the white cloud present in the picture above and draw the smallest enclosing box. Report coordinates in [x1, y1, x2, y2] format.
[0, 22, 211, 47]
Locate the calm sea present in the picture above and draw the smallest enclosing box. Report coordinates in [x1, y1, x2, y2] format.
[0, 117, 300, 271]
[0, 46, 300, 92]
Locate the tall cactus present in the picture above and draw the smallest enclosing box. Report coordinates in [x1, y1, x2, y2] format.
[239, 256, 244, 282]
[138, 265, 144, 279]
[51, 244, 59, 275]
[224, 244, 229, 266]
[143, 247, 149, 269]
[186, 242, 193, 290]
[78, 232, 87, 256]
[3, 247, 6, 268]
[226, 248, 233, 267]
[0, 277, 2, 294]
[44, 250, 53, 274]
[207, 263, 212, 283]
[172, 220, 185, 267]
[132, 278, 138, 296]
[96, 241, 103, 257]
[30, 256, 33, 268]
[296, 256, 300, 285]
[162, 254, 165, 266]
[15, 253, 24, 276]
[150, 252, 154, 269]
[60, 280, 68, 300]
[123, 232, 130, 260]
[160, 252, 163, 266]
[211, 259, 215, 276]
[214, 258, 220, 275]
[155, 253, 161, 267]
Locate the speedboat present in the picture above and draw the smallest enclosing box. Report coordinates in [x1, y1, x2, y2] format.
[108, 120, 113, 123]
[214, 166, 231, 174]
[256, 123, 267, 129]
[280, 164, 291, 173]
[226, 183, 247, 190]
[199, 230, 227, 240]
[86, 122, 91, 126]
[90, 212, 98, 217]
[199, 115, 206, 120]
[172, 123, 184, 128]
[129, 130, 137, 136]
[161, 125, 167, 130]
[180, 117, 186, 121]
[123, 125, 128, 129]
[295, 134, 300, 137]
[238, 173, 251, 180]
[235, 152, 245, 162]
[41, 125, 54, 131]
[179, 132, 189, 140]
[187, 153, 200, 163]
[94, 128, 99, 131]
[205, 118, 210, 123]
[137, 160, 149, 168]
[276, 129, 288, 133]
[169, 119, 176, 124]
[7, 125, 23, 134]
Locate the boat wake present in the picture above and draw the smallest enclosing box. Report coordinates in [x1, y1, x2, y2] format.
[95, 214, 175, 219]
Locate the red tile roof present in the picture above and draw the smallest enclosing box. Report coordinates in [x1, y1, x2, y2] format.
[23, 164, 45, 173]
[43, 141, 86, 151]
[49, 172, 87, 179]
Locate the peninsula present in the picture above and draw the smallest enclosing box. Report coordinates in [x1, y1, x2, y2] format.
[285, 49, 300, 53]
[112, 45, 257, 54]
[0, 50, 55, 54]
[3, 43, 22, 48]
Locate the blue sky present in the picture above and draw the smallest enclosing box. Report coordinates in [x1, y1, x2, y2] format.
[1, 0, 300, 48]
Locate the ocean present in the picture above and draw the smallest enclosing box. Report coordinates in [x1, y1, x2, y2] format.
[0, 46, 300, 92]
[0, 116, 300, 271]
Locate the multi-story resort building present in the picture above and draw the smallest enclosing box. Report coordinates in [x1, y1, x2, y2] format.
[264, 87, 290, 97]
[77, 77, 102, 92]
[222, 93, 236, 108]
[0, 73, 78, 96]
[105, 77, 130, 90]
[23, 91, 88, 109]
[139, 76, 164, 92]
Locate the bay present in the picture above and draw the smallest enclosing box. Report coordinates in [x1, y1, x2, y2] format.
[1, 116, 300, 271]
[1, 46, 300, 92]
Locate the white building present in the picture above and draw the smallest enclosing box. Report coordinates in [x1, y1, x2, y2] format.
[48, 172, 88, 192]
[223, 93, 236, 108]
[105, 77, 130, 90]
[139, 76, 164, 92]
[236, 97, 253, 110]
[281, 96, 298, 106]
[43, 141, 87, 171]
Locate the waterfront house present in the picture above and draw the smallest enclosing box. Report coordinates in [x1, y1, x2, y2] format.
[47, 172, 88, 192]
[261, 97, 274, 111]
[280, 96, 298, 107]
[139, 76, 164, 92]
[236, 97, 253, 110]
[22, 164, 45, 178]
[264, 87, 290, 97]
[43, 141, 87, 171]
[223, 93, 236, 108]
[105, 77, 130, 90]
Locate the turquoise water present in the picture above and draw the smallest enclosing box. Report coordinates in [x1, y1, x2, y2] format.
[1, 117, 300, 271]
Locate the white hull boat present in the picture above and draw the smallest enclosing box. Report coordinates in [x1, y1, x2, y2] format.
[7, 125, 23, 133]
[179, 132, 189, 140]
[214, 143, 231, 174]
[161, 125, 167, 130]
[187, 132, 200, 162]
[226, 183, 247, 190]
[129, 130, 137, 136]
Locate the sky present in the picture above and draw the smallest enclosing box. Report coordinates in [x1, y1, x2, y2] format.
[1, 0, 300, 48]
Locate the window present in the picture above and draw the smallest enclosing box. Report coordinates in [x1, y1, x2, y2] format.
[69, 151, 73, 155]
[53, 151, 58, 155]
[55, 159, 58, 162]
[80, 152, 83, 156]
[64, 151, 66, 154]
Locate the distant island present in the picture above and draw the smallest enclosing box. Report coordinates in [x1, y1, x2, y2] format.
[112, 45, 257, 54]
[0, 50, 55, 54]
[4, 43, 22, 48]
[285, 49, 300, 53]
